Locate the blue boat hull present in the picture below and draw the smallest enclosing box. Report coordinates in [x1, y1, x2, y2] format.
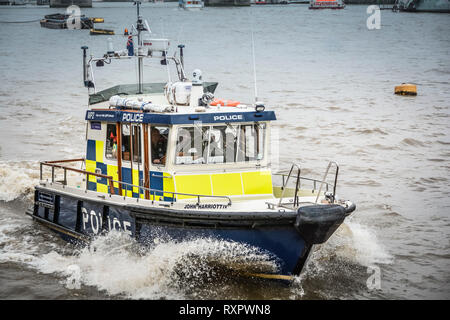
[137, 223, 308, 276]
[29, 187, 312, 278]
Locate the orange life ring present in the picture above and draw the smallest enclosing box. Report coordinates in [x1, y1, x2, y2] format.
[210, 99, 240, 107]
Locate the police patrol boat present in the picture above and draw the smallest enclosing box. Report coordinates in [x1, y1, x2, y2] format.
[26, 2, 355, 281]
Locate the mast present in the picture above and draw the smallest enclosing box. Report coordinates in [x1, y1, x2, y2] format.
[135, 1, 144, 94]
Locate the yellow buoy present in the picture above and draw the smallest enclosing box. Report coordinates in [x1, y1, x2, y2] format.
[90, 28, 115, 36]
[395, 83, 417, 96]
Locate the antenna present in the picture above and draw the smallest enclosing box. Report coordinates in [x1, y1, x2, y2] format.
[249, 9, 258, 104]
[134, 0, 140, 16]
[160, 18, 171, 83]
[145, 20, 152, 34]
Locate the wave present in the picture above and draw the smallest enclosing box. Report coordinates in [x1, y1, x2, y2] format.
[368, 144, 394, 151]
[288, 220, 394, 299]
[0, 158, 84, 203]
[20, 231, 279, 299]
[0, 161, 40, 202]
[425, 68, 450, 75]
[354, 128, 388, 136]
[346, 179, 382, 187]
[312, 221, 393, 268]
[401, 138, 426, 147]
[436, 140, 450, 145]
[417, 177, 448, 188]
[427, 158, 446, 162]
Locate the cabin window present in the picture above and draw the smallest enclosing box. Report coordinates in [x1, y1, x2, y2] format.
[175, 125, 209, 165]
[207, 126, 226, 164]
[122, 124, 142, 162]
[150, 126, 169, 165]
[105, 124, 118, 160]
[174, 123, 266, 165]
[236, 123, 265, 162]
[132, 125, 142, 162]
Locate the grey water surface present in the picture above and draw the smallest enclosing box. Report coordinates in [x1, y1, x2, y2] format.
[0, 3, 449, 299]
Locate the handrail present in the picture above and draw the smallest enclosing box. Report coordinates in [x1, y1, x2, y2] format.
[314, 161, 339, 204]
[41, 158, 85, 164]
[273, 173, 331, 193]
[110, 179, 232, 206]
[273, 162, 339, 208]
[277, 163, 302, 208]
[40, 159, 116, 195]
[39, 158, 232, 206]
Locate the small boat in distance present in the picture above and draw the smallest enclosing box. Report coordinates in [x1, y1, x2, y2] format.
[179, 0, 204, 10]
[393, 0, 450, 12]
[40, 13, 103, 30]
[253, 0, 290, 4]
[309, 0, 345, 9]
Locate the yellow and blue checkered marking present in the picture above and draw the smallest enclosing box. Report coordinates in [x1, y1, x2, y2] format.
[86, 139, 174, 200]
[86, 139, 273, 201]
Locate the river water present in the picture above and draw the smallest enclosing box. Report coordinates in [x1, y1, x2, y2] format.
[0, 2, 449, 300]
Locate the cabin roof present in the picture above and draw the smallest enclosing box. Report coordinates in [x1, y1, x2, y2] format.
[88, 82, 219, 105]
[85, 109, 276, 125]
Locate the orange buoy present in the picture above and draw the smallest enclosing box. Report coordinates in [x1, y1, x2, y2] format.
[210, 99, 240, 107]
[395, 83, 417, 96]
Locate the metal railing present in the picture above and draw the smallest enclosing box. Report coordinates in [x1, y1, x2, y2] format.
[110, 179, 232, 206]
[273, 161, 339, 208]
[39, 158, 232, 206]
[40, 158, 116, 195]
[276, 163, 302, 208]
[314, 161, 339, 204]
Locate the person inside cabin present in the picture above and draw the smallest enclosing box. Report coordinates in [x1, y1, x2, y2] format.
[151, 127, 168, 165]
[105, 124, 118, 160]
[110, 132, 118, 159]
[121, 125, 131, 161]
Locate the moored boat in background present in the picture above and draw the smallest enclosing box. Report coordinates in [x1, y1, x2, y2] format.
[309, 0, 345, 9]
[179, 0, 204, 9]
[393, 0, 450, 12]
[40, 13, 104, 30]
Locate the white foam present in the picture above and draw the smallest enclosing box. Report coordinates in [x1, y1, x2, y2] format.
[308, 220, 394, 269]
[0, 159, 84, 202]
[0, 161, 40, 202]
[0, 218, 48, 265]
[27, 231, 278, 299]
[345, 220, 394, 266]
